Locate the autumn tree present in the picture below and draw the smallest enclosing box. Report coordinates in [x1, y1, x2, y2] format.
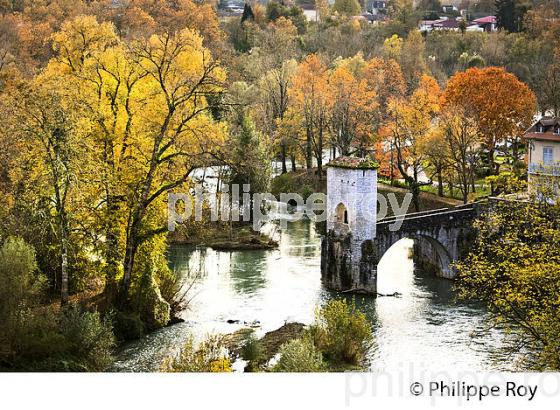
[385, 75, 441, 211]
[49, 16, 226, 312]
[387, 0, 420, 34]
[437, 106, 481, 203]
[328, 59, 378, 156]
[125, 0, 223, 47]
[333, 0, 361, 16]
[253, 17, 300, 72]
[288, 54, 329, 176]
[257, 59, 297, 174]
[418, 126, 449, 197]
[315, 0, 330, 21]
[7, 83, 82, 305]
[363, 57, 406, 127]
[443, 67, 537, 175]
[265, 1, 307, 34]
[380, 31, 426, 93]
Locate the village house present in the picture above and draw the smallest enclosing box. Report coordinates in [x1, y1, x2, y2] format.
[420, 15, 496, 33]
[467, 16, 497, 32]
[419, 16, 462, 32]
[366, 0, 387, 14]
[524, 117, 560, 198]
[442, 4, 459, 13]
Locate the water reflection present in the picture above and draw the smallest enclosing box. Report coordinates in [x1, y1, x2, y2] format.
[113, 219, 514, 372]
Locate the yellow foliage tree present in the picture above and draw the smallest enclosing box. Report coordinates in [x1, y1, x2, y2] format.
[47, 16, 227, 306]
[386, 74, 441, 210]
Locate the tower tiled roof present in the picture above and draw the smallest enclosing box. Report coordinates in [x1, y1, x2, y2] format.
[327, 156, 379, 170]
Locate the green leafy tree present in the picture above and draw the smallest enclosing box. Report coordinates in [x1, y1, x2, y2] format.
[417, 0, 441, 19]
[495, 0, 531, 32]
[333, 0, 362, 16]
[266, 1, 307, 34]
[228, 115, 272, 196]
[0, 237, 43, 359]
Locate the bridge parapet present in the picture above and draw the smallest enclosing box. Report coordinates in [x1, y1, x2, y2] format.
[321, 160, 489, 294]
[376, 206, 479, 235]
[374, 203, 484, 282]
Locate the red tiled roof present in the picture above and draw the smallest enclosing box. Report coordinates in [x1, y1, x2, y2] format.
[473, 16, 496, 24]
[433, 18, 460, 28]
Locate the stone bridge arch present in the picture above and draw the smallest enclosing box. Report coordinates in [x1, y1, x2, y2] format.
[376, 231, 454, 279]
[320, 155, 483, 295]
[374, 206, 480, 281]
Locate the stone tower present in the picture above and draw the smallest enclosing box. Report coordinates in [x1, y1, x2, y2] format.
[321, 156, 378, 293]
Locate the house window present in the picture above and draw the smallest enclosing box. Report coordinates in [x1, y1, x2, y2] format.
[536, 124, 544, 133]
[544, 146, 554, 166]
[555, 126, 560, 135]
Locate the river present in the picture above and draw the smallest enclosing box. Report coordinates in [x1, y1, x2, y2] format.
[112, 217, 516, 373]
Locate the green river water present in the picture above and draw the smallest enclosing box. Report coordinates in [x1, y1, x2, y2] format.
[112, 218, 515, 372]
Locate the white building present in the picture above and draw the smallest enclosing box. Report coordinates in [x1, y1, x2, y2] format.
[524, 117, 560, 199]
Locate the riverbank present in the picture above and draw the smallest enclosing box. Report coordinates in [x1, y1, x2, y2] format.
[223, 322, 306, 365]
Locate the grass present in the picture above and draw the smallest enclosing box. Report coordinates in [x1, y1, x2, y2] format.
[419, 180, 492, 201]
[379, 176, 492, 202]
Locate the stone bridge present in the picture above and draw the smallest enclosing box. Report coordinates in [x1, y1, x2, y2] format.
[320, 156, 486, 295]
[321, 203, 483, 294]
[374, 204, 481, 279]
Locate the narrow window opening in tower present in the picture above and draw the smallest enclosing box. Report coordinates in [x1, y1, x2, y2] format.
[335, 203, 348, 225]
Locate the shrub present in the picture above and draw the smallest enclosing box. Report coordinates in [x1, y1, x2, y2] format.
[7, 305, 115, 371]
[485, 172, 526, 195]
[270, 173, 297, 197]
[0, 238, 115, 371]
[15, 309, 69, 362]
[311, 299, 373, 366]
[273, 336, 325, 372]
[59, 305, 115, 371]
[162, 335, 232, 372]
[113, 311, 145, 341]
[0, 237, 45, 359]
[241, 332, 266, 371]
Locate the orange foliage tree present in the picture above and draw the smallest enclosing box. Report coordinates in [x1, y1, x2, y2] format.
[288, 54, 330, 176]
[385, 74, 441, 211]
[328, 62, 378, 157]
[443, 67, 537, 174]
